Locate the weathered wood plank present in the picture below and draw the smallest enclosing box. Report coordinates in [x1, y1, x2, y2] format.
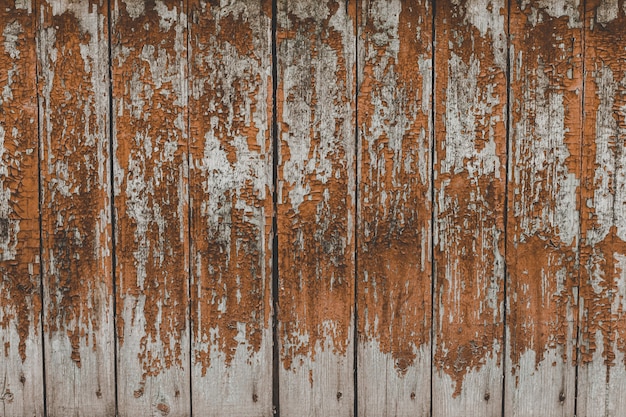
[432, 0, 507, 415]
[0, 2, 44, 416]
[188, 1, 273, 415]
[38, 0, 115, 415]
[356, 0, 432, 416]
[578, 1, 626, 415]
[505, 2, 583, 416]
[111, 1, 190, 415]
[276, 0, 356, 415]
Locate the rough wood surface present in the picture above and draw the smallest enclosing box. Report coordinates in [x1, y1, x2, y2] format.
[0, 2, 43, 416]
[188, 0, 273, 415]
[38, 0, 115, 415]
[578, 1, 626, 415]
[432, 1, 507, 415]
[505, 2, 583, 416]
[276, 0, 356, 415]
[356, 0, 432, 416]
[111, 1, 190, 415]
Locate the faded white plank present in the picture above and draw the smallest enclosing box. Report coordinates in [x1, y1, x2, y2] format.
[188, 0, 273, 415]
[505, 2, 583, 416]
[0, 2, 44, 416]
[356, 0, 432, 416]
[112, 1, 190, 415]
[432, 0, 507, 415]
[38, 1, 115, 415]
[276, 0, 357, 415]
[578, 1, 626, 416]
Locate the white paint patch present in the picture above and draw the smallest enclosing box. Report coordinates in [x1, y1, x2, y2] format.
[441, 53, 501, 178]
[456, 0, 507, 69]
[512, 59, 579, 246]
[122, 0, 145, 19]
[521, 0, 581, 28]
[596, 0, 620, 25]
[15, 0, 32, 13]
[3, 21, 23, 59]
[286, 0, 330, 23]
[587, 64, 618, 245]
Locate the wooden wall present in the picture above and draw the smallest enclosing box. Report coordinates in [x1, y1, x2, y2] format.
[1, 0, 626, 416]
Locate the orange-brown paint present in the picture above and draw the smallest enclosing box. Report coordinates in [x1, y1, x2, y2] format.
[433, 0, 507, 398]
[357, 0, 432, 373]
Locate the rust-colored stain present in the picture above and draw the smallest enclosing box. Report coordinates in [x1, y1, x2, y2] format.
[507, 0, 582, 376]
[112, 0, 188, 383]
[0, 1, 40, 362]
[357, 0, 432, 374]
[39, 0, 113, 369]
[276, 0, 356, 370]
[188, 0, 272, 374]
[580, 0, 626, 373]
[433, 0, 507, 397]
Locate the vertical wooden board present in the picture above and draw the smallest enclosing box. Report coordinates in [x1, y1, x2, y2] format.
[276, 0, 356, 415]
[432, 1, 507, 415]
[188, 0, 273, 415]
[38, 0, 115, 415]
[356, 0, 432, 416]
[505, 2, 582, 416]
[0, 2, 44, 416]
[578, 1, 626, 415]
[111, 1, 190, 415]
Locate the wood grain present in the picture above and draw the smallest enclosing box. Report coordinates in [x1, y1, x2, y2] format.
[505, 2, 583, 416]
[0, 2, 43, 416]
[578, 1, 626, 415]
[188, 0, 273, 415]
[276, 0, 356, 415]
[111, 1, 190, 415]
[356, 0, 432, 415]
[38, 1, 115, 415]
[432, 0, 507, 415]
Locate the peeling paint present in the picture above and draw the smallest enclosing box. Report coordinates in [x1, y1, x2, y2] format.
[112, 1, 190, 415]
[433, 1, 507, 412]
[579, 4, 626, 415]
[189, 0, 273, 414]
[0, 2, 43, 416]
[506, 1, 582, 415]
[277, 0, 356, 414]
[38, 0, 115, 414]
[357, 1, 433, 414]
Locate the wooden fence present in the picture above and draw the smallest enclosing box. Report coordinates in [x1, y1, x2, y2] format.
[0, 0, 625, 416]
